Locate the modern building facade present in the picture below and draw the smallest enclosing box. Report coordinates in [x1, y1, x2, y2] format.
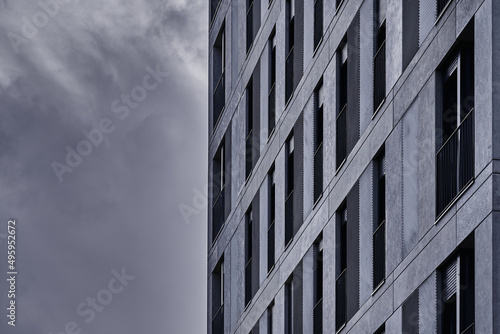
[208, 0, 500, 332]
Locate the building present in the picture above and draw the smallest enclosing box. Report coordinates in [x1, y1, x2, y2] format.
[208, 0, 499, 332]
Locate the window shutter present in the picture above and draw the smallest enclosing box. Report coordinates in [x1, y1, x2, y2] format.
[443, 258, 457, 301]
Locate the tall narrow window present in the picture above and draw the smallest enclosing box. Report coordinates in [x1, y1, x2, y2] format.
[268, 166, 276, 273]
[314, 83, 324, 203]
[336, 39, 348, 170]
[313, 239, 323, 334]
[212, 140, 225, 242]
[313, 0, 323, 50]
[213, 25, 225, 129]
[246, 0, 254, 52]
[285, 0, 295, 104]
[245, 207, 253, 306]
[269, 31, 277, 136]
[210, 0, 221, 23]
[439, 243, 475, 333]
[212, 258, 224, 334]
[246, 78, 254, 180]
[373, 148, 386, 290]
[335, 204, 347, 331]
[268, 302, 274, 334]
[285, 279, 293, 334]
[285, 134, 294, 246]
[402, 290, 419, 334]
[436, 27, 474, 218]
[374, 324, 385, 334]
[373, 0, 386, 112]
[402, 0, 419, 70]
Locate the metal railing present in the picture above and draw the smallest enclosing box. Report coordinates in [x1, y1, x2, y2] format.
[213, 71, 225, 129]
[373, 40, 386, 112]
[212, 188, 225, 242]
[436, 109, 474, 217]
[335, 269, 346, 331]
[336, 104, 347, 169]
[373, 220, 386, 289]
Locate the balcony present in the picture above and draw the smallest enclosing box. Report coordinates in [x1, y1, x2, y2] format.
[436, 109, 474, 218]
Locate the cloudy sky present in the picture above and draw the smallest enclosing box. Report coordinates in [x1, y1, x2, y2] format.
[0, 0, 208, 333]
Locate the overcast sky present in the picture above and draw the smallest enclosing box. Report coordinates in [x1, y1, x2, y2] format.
[0, 0, 208, 333]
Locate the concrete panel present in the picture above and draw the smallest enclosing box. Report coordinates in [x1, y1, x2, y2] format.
[359, 162, 373, 305]
[275, 4, 286, 121]
[304, 0, 314, 71]
[402, 98, 419, 257]
[323, 216, 336, 334]
[419, 0, 435, 46]
[418, 272, 437, 334]
[359, 0, 374, 136]
[303, 246, 314, 334]
[231, 219, 246, 331]
[385, 119, 403, 275]
[304, 95, 315, 220]
[386, 0, 402, 93]
[475, 214, 493, 333]
[324, 56, 337, 187]
[385, 304, 402, 334]
[456, 0, 481, 37]
[231, 0, 240, 91]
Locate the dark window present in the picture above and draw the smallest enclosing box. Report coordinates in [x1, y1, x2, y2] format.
[313, 239, 323, 334]
[210, 0, 221, 24]
[268, 302, 274, 334]
[268, 167, 276, 273]
[212, 140, 226, 242]
[269, 31, 277, 136]
[245, 207, 253, 306]
[212, 258, 224, 334]
[285, 0, 295, 104]
[246, 78, 254, 180]
[437, 0, 451, 18]
[285, 134, 294, 246]
[373, 148, 386, 290]
[439, 242, 475, 334]
[336, 40, 348, 169]
[336, 0, 344, 10]
[402, 0, 419, 70]
[285, 279, 293, 334]
[402, 290, 419, 334]
[313, 0, 323, 50]
[374, 324, 385, 334]
[436, 28, 474, 218]
[335, 204, 347, 331]
[213, 25, 225, 129]
[374, 0, 386, 112]
[314, 83, 324, 203]
[246, 0, 254, 52]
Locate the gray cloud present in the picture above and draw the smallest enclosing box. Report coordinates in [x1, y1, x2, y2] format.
[0, 0, 207, 333]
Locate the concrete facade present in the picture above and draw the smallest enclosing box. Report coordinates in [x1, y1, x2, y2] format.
[208, 0, 500, 332]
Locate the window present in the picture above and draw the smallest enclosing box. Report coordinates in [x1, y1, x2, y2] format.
[314, 83, 324, 203]
[212, 258, 224, 334]
[313, 238, 323, 334]
[285, 0, 295, 103]
[335, 204, 347, 331]
[313, 0, 323, 50]
[269, 31, 277, 136]
[285, 264, 303, 334]
[268, 302, 274, 334]
[246, 78, 254, 180]
[285, 279, 293, 334]
[436, 27, 474, 218]
[437, 0, 451, 18]
[336, 39, 348, 170]
[210, 0, 221, 24]
[336, 0, 344, 10]
[245, 207, 253, 306]
[374, 324, 385, 334]
[439, 243, 474, 333]
[402, 0, 419, 70]
[246, 0, 254, 52]
[212, 140, 226, 242]
[268, 166, 276, 273]
[402, 290, 419, 334]
[285, 134, 294, 246]
[373, 148, 386, 290]
[213, 25, 225, 129]
[373, 0, 386, 112]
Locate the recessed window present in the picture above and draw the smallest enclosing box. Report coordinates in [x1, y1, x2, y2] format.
[269, 30, 277, 136]
[373, 148, 386, 290]
[285, 134, 294, 246]
[313, 238, 323, 334]
[402, 290, 419, 334]
[335, 204, 347, 331]
[268, 166, 276, 273]
[212, 139, 226, 242]
[213, 24, 225, 129]
[212, 258, 224, 334]
[285, 0, 295, 104]
[313, 0, 323, 50]
[336, 39, 348, 169]
[314, 82, 324, 203]
[373, 0, 386, 112]
[245, 207, 253, 306]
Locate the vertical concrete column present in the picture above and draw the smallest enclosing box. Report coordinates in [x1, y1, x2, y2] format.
[275, 3, 286, 121]
[385, 304, 402, 334]
[303, 0, 314, 70]
[386, 0, 402, 93]
[232, 102, 245, 202]
[324, 54, 337, 185]
[359, 0, 374, 135]
[323, 215, 336, 333]
[475, 214, 493, 333]
[275, 285, 285, 334]
[359, 162, 373, 305]
[224, 247, 232, 333]
[230, 220, 246, 331]
[418, 272, 437, 333]
[231, 0, 240, 90]
[302, 246, 314, 334]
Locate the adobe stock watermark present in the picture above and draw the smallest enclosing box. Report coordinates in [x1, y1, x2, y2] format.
[7, 0, 77, 54]
[51, 63, 169, 183]
[48, 268, 135, 334]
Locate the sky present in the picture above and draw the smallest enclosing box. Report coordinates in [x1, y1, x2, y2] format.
[0, 0, 208, 333]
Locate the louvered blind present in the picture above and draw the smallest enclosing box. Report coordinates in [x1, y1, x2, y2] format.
[443, 258, 458, 301]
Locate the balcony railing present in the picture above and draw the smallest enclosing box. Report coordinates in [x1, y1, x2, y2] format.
[335, 269, 346, 331]
[373, 220, 386, 289]
[373, 40, 386, 112]
[268, 83, 276, 135]
[314, 142, 323, 202]
[212, 188, 225, 242]
[285, 191, 294, 246]
[285, 47, 294, 104]
[245, 129, 253, 179]
[436, 109, 474, 217]
[336, 104, 347, 169]
[212, 305, 224, 334]
[213, 71, 225, 129]
[313, 298, 323, 334]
